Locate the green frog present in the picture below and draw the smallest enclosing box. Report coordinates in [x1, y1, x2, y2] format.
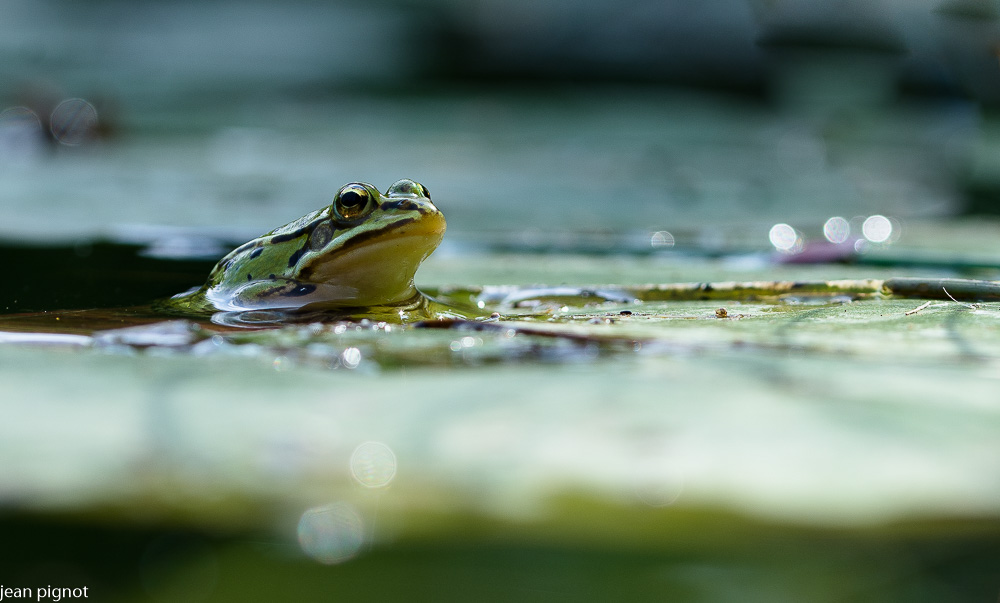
[160, 179, 450, 322]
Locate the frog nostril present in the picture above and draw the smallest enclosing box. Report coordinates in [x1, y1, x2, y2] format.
[386, 178, 430, 200]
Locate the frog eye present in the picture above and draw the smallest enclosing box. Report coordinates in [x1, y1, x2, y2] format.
[386, 178, 430, 200]
[332, 183, 376, 222]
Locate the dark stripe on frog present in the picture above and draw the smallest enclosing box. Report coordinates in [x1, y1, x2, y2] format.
[284, 283, 317, 297]
[287, 245, 308, 268]
[297, 217, 417, 280]
[227, 240, 260, 258]
[222, 218, 327, 264]
[380, 200, 429, 214]
[285, 213, 366, 268]
[269, 218, 329, 243]
[211, 257, 235, 277]
[253, 282, 317, 298]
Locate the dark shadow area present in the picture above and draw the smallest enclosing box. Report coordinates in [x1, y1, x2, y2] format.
[2, 513, 999, 602]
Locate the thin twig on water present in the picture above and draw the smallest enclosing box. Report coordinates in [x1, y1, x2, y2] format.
[904, 300, 933, 316]
[942, 287, 979, 309]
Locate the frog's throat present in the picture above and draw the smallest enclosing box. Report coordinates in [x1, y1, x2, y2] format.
[297, 212, 445, 304]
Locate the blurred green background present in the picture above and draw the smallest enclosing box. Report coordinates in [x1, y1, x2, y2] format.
[2, 1, 1000, 601]
[4, 0, 1000, 243]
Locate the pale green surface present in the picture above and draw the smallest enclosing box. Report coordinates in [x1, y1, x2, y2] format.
[3, 279, 999, 540]
[0, 90, 968, 244]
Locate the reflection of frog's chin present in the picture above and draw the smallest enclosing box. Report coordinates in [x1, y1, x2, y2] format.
[208, 290, 431, 327]
[205, 282, 363, 312]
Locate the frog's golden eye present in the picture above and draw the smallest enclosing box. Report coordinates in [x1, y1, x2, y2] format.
[386, 178, 430, 200]
[332, 183, 376, 223]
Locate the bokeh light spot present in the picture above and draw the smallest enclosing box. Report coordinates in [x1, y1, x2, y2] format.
[861, 215, 892, 243]
[50, 98, 98, 146]
[650, 231, 675, 248]
[297, 503, 365, 565]
[0, 106, 41, 130]
[822, 216, 850, 244]
[350, 441, 397, 488]
[450, 336, 481, 352]
[340, 347, 362, 369]
[635, 477, 684, 507]
[768, 223, 801, 253]
[0, 106, 45, 161]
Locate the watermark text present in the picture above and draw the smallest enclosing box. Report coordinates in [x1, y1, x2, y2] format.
[0, 586, 89, 602]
